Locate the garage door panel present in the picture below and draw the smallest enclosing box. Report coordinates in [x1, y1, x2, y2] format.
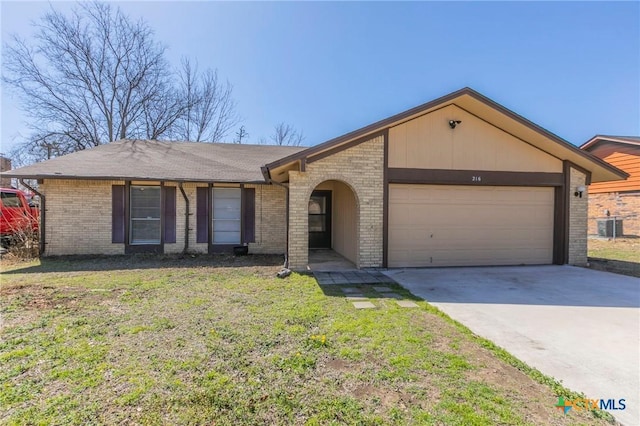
[390, 227, 551, 246]
[388, 184, 554, 267]
[389, 247, 551, 268]
[390, 236, 552, 252]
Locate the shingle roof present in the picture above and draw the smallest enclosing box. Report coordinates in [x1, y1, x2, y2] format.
[1, 139, 305, 183]
[580, 135, 640, 150]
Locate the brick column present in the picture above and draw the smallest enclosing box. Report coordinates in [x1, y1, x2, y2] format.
[288, 171, 310, 269]
[568, 168, 588, 266]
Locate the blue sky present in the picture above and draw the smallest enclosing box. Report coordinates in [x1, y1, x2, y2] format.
[1, 1, 638, 154]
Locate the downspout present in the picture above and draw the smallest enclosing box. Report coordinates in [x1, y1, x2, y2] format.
[178, 182, 189, 254]
[19, 179, 45, 255]
[262, 167, 290, 268]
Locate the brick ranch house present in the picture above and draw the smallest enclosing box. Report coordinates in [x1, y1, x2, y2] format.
[2, 88, 627, 269]
[580, 135, 640, 237]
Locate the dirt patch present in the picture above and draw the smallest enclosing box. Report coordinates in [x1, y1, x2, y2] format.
[1, 284, 92, 308]
[325, 358, 351, 371]
[466, 348, 562, 424]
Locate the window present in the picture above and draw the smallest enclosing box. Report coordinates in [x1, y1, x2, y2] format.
[130, 186, 161, 245]
[213, 188, 241, 244]
[1, 191, 23, 208]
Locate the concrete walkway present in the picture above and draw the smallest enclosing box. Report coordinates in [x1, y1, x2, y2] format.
[314, 271, 392, 285]
[307, 249, 356, 272]
[384, 265, 640, 426]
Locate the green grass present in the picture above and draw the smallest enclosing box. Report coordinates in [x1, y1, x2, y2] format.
[0, 255, 614, 425]
[588, 238, 640, 262]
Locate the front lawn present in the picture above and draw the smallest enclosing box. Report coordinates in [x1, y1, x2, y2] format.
[1, 255, 613, 425]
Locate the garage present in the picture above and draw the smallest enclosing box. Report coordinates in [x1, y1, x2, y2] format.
[388, 184, 554, 267]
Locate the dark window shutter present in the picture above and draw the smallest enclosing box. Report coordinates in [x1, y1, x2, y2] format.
[242, 188, 256, 243]
[163, 186, 176, 244]
[196, 187, 209, 243]
[112, 185, 125, 243]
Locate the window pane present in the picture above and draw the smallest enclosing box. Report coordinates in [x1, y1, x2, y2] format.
[131, 219, 161, 244]
[213, 219, 241, 232]
[213, 188, 241, 244]
[309, 197, 325, 214]
[213, 198, 241, 219]
[309, 215, 326, 232]
[213, 231, 241, 244]
[130, 186, 161, 244]
[131, 186, 161, 219]
[213, 188, 241, 200]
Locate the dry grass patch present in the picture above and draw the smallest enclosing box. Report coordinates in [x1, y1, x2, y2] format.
[588, 238, 640, 262]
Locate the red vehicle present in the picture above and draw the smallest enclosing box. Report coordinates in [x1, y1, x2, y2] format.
[0, 188, 39, 246]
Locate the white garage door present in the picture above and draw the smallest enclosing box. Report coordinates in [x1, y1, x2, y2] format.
[388, 184, 554, 267]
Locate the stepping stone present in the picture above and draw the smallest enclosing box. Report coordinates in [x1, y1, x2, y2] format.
[373, 286, 394, 293]
[353, 301, 376, 309]
[397, 300, 419, 308]
[341, 287, 360, 294]
[380, 292, 403, 300]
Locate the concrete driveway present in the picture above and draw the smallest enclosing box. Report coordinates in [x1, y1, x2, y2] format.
[384, 265, 640, 426]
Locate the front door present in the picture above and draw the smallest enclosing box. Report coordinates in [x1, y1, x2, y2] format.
[308, 191, 331, 248]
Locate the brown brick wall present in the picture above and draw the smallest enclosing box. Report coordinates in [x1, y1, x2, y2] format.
[41, 180, 286, 256]
[568, 168, 588, 266]
[587, 192, 640, 237]
[287, 135, 384, 269]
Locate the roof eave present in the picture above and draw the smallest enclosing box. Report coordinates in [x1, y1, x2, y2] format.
[0, 173, 271, 184]
[461, 92, 628, 181]
[580, 135, 640, 151]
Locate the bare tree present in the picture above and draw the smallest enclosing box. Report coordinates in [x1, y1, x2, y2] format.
[8, 132, 76, 167]
[3, 2, 238, 164]
[270, 122, 305, 146]
[234, 126, 248, 144]
[176, 59, 238, 142]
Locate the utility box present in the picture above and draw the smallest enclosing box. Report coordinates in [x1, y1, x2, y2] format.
[597, 219, 623, 237]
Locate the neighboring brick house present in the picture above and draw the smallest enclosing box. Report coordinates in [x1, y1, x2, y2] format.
[2, 88, 627, 269]
[580, 136, 640, 237]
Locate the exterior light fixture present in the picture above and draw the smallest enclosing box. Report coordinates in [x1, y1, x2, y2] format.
[574, 185, 586, 198]
[448, 120, 462, 129]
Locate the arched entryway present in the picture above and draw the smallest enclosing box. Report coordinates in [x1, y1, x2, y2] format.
[308, 180, 359, 267]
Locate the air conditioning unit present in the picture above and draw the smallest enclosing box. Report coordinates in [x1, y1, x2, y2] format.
[596, 219, 623, 238]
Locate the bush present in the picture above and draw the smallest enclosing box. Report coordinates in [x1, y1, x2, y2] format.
[2, 225, 39, 259]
